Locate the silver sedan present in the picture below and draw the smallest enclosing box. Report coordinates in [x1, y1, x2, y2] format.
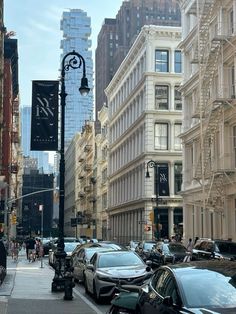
[84, 250, 152, 302]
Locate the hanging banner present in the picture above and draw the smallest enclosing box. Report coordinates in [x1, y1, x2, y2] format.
[158, 165, 169, 196]
[31, 80, 59, 151]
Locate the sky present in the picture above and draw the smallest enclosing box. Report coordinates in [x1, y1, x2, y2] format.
[4, 0, 123, 107]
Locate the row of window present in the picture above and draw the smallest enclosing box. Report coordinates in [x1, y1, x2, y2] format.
[155, 123, 182, 151]
[155, 50, 182, 73]
[155, 85, 182, 110]
[110, 49, 182, 118]
[110, 122, 182, 175]
[110, 85, 182, 145]
[109, 162, 182, 207]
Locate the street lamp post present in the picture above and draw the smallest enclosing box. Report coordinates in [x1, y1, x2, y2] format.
[146, 160, 159, 240]
[51, 50, 90, 295]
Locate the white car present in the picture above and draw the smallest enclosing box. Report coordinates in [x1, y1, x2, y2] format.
[49, 242, 79, 267]
[84, 250, 152, 302]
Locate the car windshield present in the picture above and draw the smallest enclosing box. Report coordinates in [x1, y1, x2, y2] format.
[86, 248, 113, 260]
[64, 243, 78, 252]
[167, 244, 186, 253]
[216, 242, 236, 255]
[144, 243, 156, 250]
[179, 269, 236, 308]
[98, 252, 144, 268]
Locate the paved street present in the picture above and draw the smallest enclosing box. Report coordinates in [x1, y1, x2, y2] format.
[0, 249, 105, 314]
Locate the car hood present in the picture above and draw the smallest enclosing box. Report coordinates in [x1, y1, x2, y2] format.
[187, 308, 236, 313]
[97, 265, 148, 277]
[215, 252, 236, 260]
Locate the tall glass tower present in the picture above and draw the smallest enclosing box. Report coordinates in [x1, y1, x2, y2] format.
[60, 9, 93, 148]
[21, 106, 50, 173]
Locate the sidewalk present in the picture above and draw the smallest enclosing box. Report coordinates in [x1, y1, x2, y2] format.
[0, 249, 98, 314]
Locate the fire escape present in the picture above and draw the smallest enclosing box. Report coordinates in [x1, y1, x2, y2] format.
[192, 0, 235, 211]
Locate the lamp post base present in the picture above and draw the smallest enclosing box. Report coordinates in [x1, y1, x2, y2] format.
[51, 250, 67, 292]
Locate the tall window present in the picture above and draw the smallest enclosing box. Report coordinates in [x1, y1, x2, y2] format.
[174, 163, 182, 194]
[174, 123, 182, 150]
[155, 85, 169, 109]
[229, 10, 234, 34]
[155, 123, 168, 150]
[233, 126, 236, 167]
[231, 66, 235, 98]
[174, 50, 182, 73]
[174, 86, 182, 110]
[155, 50, 169, 72]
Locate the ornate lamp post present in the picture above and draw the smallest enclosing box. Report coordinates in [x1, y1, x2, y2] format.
[51, 50, 90, 295]
[146, 160, 159, 240]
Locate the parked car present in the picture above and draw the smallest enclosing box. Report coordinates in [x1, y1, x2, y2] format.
[42, 238, 57, 256]
[126, 240, 139, 251]
[135, 240, 157, 261]
[84, 250, 152, 302]
[98, 241, 127, 250]
[49, 242, 79, 267]
[193, 239, 236, 261]
[136, 260, 236, 313]
[149, 241, 188, 267]
[71, 243, 116, 283]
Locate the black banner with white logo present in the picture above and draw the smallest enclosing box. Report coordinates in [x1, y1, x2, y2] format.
[158, 165, 169, 196]
[31, 80, 59, 151]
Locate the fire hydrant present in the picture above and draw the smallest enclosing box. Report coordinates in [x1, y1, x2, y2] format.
[64, 257, 75, 300]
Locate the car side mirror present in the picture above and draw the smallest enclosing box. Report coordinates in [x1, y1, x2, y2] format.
[163, 296, 173, 307]
[87, 264, 94, 271]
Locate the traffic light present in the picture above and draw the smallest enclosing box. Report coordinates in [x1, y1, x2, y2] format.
[12, 214, 17, 225]
[149, 211, 154, 223]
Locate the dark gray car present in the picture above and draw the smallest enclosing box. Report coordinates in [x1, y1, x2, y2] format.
[193, 239, 236, 261]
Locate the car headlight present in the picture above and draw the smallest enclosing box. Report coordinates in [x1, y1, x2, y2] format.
[96, 272, 113, 282]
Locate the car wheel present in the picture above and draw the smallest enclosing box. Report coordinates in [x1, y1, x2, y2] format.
[93, 281, 101, 303]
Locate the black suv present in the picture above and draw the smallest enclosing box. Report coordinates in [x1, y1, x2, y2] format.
[193, 239, 236, 261]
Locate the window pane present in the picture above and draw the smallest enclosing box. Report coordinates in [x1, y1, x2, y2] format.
[155, 85, 169, 109]
[174, 86, 182, 110]
[174, 51, 182, 73]
[155, 123, 168, 150]
[155, 50, 169, 72]
[174, 123, 182, 150]
[174, 163, 182, 194]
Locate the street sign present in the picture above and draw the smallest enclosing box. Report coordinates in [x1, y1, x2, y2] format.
[138, 220, 147, 224]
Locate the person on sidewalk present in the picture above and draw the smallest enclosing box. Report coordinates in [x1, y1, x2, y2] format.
[27, 237, 36, 262]
[184, 238, 194, 262]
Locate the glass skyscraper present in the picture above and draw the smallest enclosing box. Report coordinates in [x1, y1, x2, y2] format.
[21, 106, 50, 173]
[60, 9, 93, 148]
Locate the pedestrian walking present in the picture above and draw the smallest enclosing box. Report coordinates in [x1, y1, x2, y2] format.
[184, 238, 193, 262]
[10, 240, 19, 262]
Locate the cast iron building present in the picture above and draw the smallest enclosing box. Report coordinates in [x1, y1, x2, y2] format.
[60, 9, 93, 148]
[95, 0, 181, 120]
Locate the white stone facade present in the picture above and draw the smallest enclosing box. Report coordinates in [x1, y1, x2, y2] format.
[105, 25, 183, 244]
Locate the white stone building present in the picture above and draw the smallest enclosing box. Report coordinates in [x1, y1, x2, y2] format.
[178, 0, 236, 241]
[105, 25, 183, 244]
[95, 105, 109, 240]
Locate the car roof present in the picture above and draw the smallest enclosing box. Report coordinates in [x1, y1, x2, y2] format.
[162, 260, 236, 277]
[94, 249, 134, 256]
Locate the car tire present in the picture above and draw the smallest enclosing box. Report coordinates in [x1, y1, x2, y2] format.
[93, 281, 100, 303]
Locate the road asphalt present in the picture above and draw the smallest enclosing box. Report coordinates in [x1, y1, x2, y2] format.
[0, 249, 98, 314]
